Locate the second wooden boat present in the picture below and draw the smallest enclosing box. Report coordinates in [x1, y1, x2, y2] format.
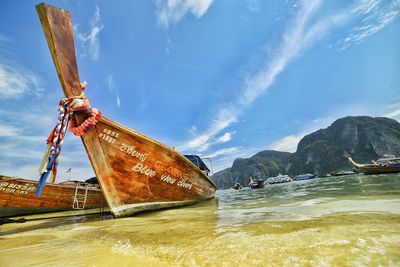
[349, 157, 400, 175]
[35, 3, 216, 218]
[0, 175, 105, 218]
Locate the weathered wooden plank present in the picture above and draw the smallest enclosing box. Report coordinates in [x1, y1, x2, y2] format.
[36, 3, 81, 97]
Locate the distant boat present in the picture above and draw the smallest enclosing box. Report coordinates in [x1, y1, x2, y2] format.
[348, 156, 400, 175]
[232, 180, 242, 190]
[267, 174, 292, 184]
[0, 175, 105, 218]
[249, 179, 265, 189]
[35, 3, 216, 218]
[292, 174, 317, 181]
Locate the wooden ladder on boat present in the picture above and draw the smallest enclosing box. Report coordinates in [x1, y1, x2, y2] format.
[72, 184, 88, 209]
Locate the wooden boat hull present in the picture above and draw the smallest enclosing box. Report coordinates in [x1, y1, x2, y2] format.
[35, 3, 217, 218]
[82, 117, 216, 217]
[348, 158, 400, 175]
[0, 176, 105, 218]
[350, 166, 400, 175]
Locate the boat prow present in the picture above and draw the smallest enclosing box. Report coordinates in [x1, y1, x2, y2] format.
[35, 3, 216, 218]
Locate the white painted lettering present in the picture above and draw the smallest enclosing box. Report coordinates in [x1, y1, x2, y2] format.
[177, 180, 193, 190]
[132, 163, 156, 178]
[160, 174, 176, 184]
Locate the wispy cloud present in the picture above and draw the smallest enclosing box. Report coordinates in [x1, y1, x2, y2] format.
[155, 0, 214, 28]
[184, 129, 236, 152]
[384, 105, 400, 119]
[181, 0, 399, 159]
[180, 105, 238, 152]
[217, 131, 235, 144]
[204, 146, 241, 158]
[0, 123, 19, 136]
[0, 110, 95, 181]
[339, 0, 400, 50]
[0, 142, 45, 161]
[0, 33, 12, 52]
[0, 63, 43, 99]
[209, 146, 260, 172]
[75, 6, 104, 61]
[269, 133, 306, 153]
[0, 31, 94, 181]
[106, 74, 121, 108]
[182, 0, 323, 153]
[0, 34, 44, 99]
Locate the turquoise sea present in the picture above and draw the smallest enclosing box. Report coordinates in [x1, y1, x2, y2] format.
[1, 174, 400, 266]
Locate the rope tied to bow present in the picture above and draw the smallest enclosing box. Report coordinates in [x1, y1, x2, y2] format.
[35, 82, 102, 196]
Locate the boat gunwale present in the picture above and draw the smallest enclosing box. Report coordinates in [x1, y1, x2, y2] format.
[0, 176, 102, 191]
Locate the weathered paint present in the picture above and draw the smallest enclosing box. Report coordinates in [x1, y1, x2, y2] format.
[0, 176, 105, 218]
[36, 3, 216, 218]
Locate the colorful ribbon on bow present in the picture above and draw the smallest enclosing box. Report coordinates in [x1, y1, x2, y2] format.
[35, 82, 102, 196]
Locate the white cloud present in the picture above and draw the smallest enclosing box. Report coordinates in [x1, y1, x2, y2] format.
[0, 33, 12, 51]
[156, 0, 214, 28]
[217, 131, 235, 144]
[106, 74, 121, 108]
[180, 105, 238, 152]
[0, 99, 95, 182]
[209, 146, 260, 172]
[106, 74, 114, 91]
[0, 63, 43, 99]
[181, 0, 398, 157]
[384, 100, 400, 119]
[182, 0, 322, 153]
[203, 147, 241, 159]
[75, 6, 104, 61]
[116, 94, 121, 108]
[0, 142, 45, 161]
[339, 0, 400, 50]
[0, 123, 19, 137]
[269, 133, 306, 153]
[384, 109, 400, 119]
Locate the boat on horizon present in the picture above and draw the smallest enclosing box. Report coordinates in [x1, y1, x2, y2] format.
[248, 178, 265, 189]
[0, 175, 105, 218]
[292, 173, 317, 181]
[35, 3, 216, 218]
[267, 174, 292, 184]
[232, 180, 243, 190]
[348, 156, 400, 175]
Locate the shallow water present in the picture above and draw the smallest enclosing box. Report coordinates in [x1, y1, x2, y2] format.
[1, 174, 400, 266]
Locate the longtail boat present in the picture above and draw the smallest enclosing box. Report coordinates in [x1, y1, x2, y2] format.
[0, 175, 105, 218]
[348, 156, 400, 175]
[35, 3, 216, 218]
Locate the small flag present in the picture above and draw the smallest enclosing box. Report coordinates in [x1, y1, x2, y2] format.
[66, 168, 72, 173]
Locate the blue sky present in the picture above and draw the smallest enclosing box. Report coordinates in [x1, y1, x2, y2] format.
[0, 0, 399, 181]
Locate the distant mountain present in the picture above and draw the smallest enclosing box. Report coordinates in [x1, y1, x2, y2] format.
[212, 116, 400, 189]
